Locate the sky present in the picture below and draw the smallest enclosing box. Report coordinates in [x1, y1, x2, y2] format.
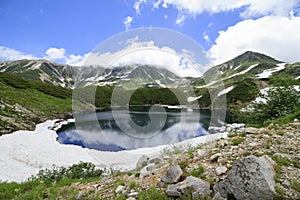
[1, 0, 300, 67]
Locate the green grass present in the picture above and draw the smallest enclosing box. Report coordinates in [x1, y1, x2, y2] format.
[189, 166, 205, 178]
[0, 73, 73, 131]
[0, 162, 103, 200]
[275, 131, 285, 136]
[291, 180, 300, 192]
[272, 156, 291, 166]
[231, 138, 244, 145]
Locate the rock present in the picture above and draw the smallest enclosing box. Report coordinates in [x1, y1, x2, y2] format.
[244, 127, 259, 134]
[274, 153, 290, 160]
[212, 192, 226, 200]
[165, 176, 211, 198]
[194, 149, 207, 161]
[161, 165, 183, 184]
[290, 122, 300, 129]
[217, 157, 227, 165]
[215, 166, 227, 176]
[218, 140, 228, 148]
[115, 185, 126, 194]
[258, 128, 269, 134]
[148, 157, 163, 165]
[136, 155, 149, 168]
[213, 155, 276, 200]
[210, 153, 222, 162]
[75, 193, 83, 200]
[127, 192, 138, 197]
[165, 184, 183, 197]
[0, 104, 4, 110]
[139, 163, 155, 178]
[157, 180, 165, 188]
[126, 197, 136, 200]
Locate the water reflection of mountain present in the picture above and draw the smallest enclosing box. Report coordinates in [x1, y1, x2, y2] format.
[57, 109, 211, 151]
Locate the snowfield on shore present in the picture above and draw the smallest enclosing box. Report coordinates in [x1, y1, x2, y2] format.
[0, 120, 227, 182]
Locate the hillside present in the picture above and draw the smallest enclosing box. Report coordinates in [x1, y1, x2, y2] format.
[0, 73, 72, 135]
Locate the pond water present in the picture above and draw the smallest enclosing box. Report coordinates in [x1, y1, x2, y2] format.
[57, 107, 229, 151]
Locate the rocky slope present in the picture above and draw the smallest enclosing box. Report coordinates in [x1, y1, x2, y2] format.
[52, 121, 300, 199]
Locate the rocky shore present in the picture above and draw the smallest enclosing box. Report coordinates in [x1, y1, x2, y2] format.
[64, 121, 300, 199]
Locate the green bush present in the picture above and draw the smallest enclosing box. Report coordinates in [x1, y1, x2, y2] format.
[226, 79, 259, 104]
[238, 86, 300, 126]
[31, 162, 103, 185]
[232, 138, 244, 145]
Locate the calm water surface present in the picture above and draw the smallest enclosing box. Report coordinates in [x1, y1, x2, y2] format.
[57, 107, 228, 151]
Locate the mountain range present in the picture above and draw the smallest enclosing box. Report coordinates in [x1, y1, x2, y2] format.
[0, 51, 299, 89]
[0, 51, 299, 134]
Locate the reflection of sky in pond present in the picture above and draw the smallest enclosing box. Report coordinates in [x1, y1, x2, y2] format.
[57, 110, 209, 152]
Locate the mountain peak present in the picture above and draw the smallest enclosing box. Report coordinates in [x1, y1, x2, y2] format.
[229, 51, 281, 64]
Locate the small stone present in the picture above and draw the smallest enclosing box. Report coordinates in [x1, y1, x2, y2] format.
[290, 122, 300, 129]
[126, 197, 136, 200]
[139, 163, 155, 178]
[165, 176, 211, 198]
[282, 180, 290, 187]
[115, 185, 126, 194]
[210, 153, 222, 162]
[136, 155, 149, 168]
[127, 192, 138, 197]
[157, 180, 165, 188]
[194, 149, 207, 161]
[166, 184, 183, 197]
[274, 153, 290, 160]
[161, 165, 183, 184]
[75, 193, 83, 200]
[219, 140, 228, 148]
[215, 166, 228, 176]
[148, 157, 163, 165]
[244, 127, 259, 134]
[217, 157, 227, 165]
[258, 128, 269, 134]
[212, 192, 226, 200]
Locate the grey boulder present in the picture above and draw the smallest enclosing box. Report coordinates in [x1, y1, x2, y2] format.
[213, 155, 276, 200]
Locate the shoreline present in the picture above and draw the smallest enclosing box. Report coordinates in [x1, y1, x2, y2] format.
[0, 119, 228, 183]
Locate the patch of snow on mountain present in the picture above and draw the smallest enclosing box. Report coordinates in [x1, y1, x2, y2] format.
[217, 86, 234, 97]
[256, 63, 286, 79]
[197, 64, 258, 89]
[187, 96, 202, 102]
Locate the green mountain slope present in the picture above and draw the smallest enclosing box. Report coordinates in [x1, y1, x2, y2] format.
[0, 73, 72, 135]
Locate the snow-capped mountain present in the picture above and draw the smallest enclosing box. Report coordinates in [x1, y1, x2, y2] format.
[0, 51, 298, 89]
[0, 60, 186, 88]
[0, 59, 76, 88]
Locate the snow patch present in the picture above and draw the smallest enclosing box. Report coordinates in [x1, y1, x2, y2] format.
[256, 63, 286, 79]
[0, 120, 227, 183]
[197, 64, 258, 89]
[217, 86, 234, 97]
[187, 96, 202, 102]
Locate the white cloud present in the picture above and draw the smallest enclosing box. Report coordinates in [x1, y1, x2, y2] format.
[209, 16, 300, 64]
[175, 14, 185, 25]
[134, 0, 147, 14]
[82, 39, 205, 77]
[203, 32, 211, 43]
[0, 46, 35, 60]
[65, 54, 84, 66]
[134, 0, 299, 25]
[123, 16, 133, 31]
[45, 47, 66, 61]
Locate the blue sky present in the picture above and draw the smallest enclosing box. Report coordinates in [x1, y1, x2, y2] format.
[1, 0, 300, 65]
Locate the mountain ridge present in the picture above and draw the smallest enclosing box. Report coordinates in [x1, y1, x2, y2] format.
[0, 51, 298, 89]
